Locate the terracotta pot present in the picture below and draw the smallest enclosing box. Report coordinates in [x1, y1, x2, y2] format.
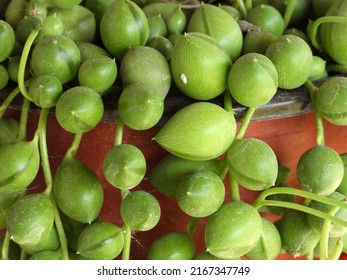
[1, 86, 347, 260]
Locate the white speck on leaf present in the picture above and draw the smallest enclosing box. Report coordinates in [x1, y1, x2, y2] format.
[180, 73, 187, 84]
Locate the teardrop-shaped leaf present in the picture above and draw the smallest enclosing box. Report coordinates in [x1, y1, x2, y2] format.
[53, 157, 104, 223]
[100, 0, 149, 60]
[187, 4, 242, 61]
[154, 102, 236, 161]
[7, 193, 54, 246]
[0, 139, 40, 191]
[170, 33, 232, 100]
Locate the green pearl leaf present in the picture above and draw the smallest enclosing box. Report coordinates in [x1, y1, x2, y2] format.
[227, 138, 278, 191]
[205, 201, 262, 259]
[77, 221, 124, 260]
[154, 102, 236, 161]
[0, 139, 40, 192]
[148, 232, 195, 260]
[53, 157, 104, 223]
[7, 194, 54, 246]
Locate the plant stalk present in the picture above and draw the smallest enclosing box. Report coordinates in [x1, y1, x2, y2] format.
[17, 98, 31, 141]
[0, 86, 21, 119]
[254, 187, 347, 210]
[309, 16, 347, 51]
[236, 107, 256, 140]
[319, 207, 339, 260]
[1, 231, 11, 260]
[304, 80, 324, 146]
[283, 0, 297, 29]
[65, 133, 83, 159]
[18, 27, 41, 100]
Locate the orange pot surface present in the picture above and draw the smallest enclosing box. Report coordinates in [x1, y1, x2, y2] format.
[3, 108, 347, 260]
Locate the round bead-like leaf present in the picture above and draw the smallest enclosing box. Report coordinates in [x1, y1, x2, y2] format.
[148, 232, 195, 260]
[120, 46, 171, 98]
[7, 194, 54, 246]
[120, 191, 161, 231]
[297, 145, 344, 196]
[320, 1, 347, 65]
[78, 57, 117, 95]
[56, 86, 104, 133]
[227, 138, 278, 191]
[205, 201, 262, 259]
[177, 171, 225, 217]
[316, 77, 347, 125]
[275, 210, 320, 257]
[187, 4, 242, 61]
[265, 34, 312, 90]
[246, 4, 284, 37]
[31, 35, 81, 84]
[100, 0, 149, 60]
[0, 20, 15, 62]
[77, 221, 124, 260]
[0, 139, 40, 192]
[228, 53, 278, 108]
[117, 83, 164, 130]
[28, 75, 63, 108]
[103, 144, 146, 190]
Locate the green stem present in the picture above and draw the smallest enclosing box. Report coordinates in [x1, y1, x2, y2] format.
[230, 173, 241, 201]
[65, 133, 83, 159]
[309, 16, 347, 52]
[18, 27, 41, 100]
[329, 238, 343, 260]
[115, 120, 132, 260]
[35, 108, 69, 259]
[304, 80, 324, 146]
[52, 196, 70, 260]
[36, 108, 54, 197]
[121, 223, 132, 260]
[17, 97, 31, 141]
[218, 159, 229, 181]
[223, 91, 233, 113]
[283, 0, 296, 29]
[254, 200, 347, 228]
[245, 0, 252, 10]
[0, 86, 21, 119]
[236, 107, 256, 140]
[226, 106, 256, 202]
[306, 250, 314, 260]
[20, 250, 28, 260]
[121, 189, 131, 260]
[115, 118, 124, 146]
[1, 230, 11, 260]
[187, 217, 200, 237]
[254, 187, 347, 210]
[326, 64, 347, 74]
[320, 206, 339, 260]
[235, 0, 247, 18]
